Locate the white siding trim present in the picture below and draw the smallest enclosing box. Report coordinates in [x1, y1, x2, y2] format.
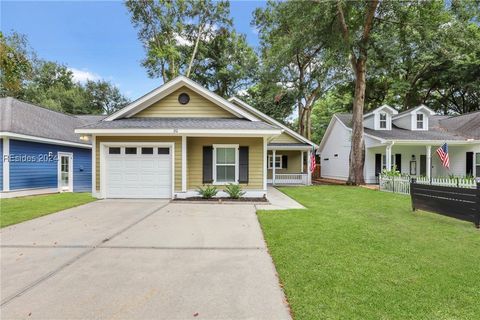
[181, 135, 187, 192]
[0, 132, 91, 149]
[3, 137, 10, 191]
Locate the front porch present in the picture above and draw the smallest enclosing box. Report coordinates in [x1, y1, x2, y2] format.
[266, 144, 313, 185]
[366, 142, 480, 184]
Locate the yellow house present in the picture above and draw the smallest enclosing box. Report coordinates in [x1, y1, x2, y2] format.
[76, 76, 317, 199]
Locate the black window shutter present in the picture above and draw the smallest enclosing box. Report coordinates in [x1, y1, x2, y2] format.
[466, 152, 474, 176]
[203, 146, 213, 183]
[239, 146, 249, 183]
[375, 154, 382, 176]
[395, 154, 402, 172]
[282, 155, 288, 169]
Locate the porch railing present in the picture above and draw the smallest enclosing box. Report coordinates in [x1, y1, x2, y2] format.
[379, 174, 477, 195]
[268, 173, 308, 185]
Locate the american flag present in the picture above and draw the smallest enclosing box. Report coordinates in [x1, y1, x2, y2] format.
[310, 147, 316, 172]
[436, 143, 450, 169]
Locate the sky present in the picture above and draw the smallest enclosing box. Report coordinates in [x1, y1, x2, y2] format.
[1, 0, 266, 100]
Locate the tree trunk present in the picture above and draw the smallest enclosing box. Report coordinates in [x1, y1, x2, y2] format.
[347, 58, 366, 185]
[186, 23, 204, 78]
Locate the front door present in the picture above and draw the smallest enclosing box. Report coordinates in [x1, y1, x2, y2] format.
[58, 152, 73, 192]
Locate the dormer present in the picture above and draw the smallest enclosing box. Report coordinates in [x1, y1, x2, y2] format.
[392, 105, 435, 131]
[363, 105, 398, 130]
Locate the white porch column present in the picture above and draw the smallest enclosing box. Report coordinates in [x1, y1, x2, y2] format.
[3, 137, 10, 191]
[272, 149, 276, 186]
[263, 137, 267, 191]
[386, 145, 392, 171]
[181, 135, 187, 192]
[426, 145, 431, 179]
[91, 135, 96, 196]
[307, 148, 312, 185]
[301, 151, 305, 173]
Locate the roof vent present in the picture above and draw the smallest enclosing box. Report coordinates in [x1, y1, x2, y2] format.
[178, 93, 190, 105]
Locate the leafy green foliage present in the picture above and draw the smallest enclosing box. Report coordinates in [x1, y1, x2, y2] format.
[258, 186, 480, 319]
[223, 183, 245, 199]
[196, 185, 218, 199]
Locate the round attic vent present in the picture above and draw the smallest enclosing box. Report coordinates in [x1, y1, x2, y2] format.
[178, 92, 190, 105]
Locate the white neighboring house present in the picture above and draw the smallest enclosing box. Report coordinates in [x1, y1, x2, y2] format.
[319, 105, 480, 183]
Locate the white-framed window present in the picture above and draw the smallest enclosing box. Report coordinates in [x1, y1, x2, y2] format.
[267, 154, 283, 169]
[476, 153, 480, 178]
[213, 144, 239, 184]
[379, 113, 387, 129]
[416, 113, 424, 129]
[382, 154, 395, 170]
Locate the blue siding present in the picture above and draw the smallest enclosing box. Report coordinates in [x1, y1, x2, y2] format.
[9, 139, 91, 192]
[0, 138, 3, 191]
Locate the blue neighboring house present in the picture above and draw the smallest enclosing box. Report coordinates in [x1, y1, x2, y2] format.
[0, 98, 104, 198]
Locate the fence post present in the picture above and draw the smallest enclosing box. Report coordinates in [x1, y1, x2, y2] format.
[410, 178, 416, 211]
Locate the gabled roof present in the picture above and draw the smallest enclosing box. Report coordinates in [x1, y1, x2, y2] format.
[0, 97, 101, 147]
[335, 113, 480, 141]
[105, 76, 259, 121]
[392, 105, 436, 120]
[228, 96, 317, 148]
[363, 104, 398, 118]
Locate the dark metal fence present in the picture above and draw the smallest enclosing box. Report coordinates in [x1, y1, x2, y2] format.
[410, 179, 480, 228]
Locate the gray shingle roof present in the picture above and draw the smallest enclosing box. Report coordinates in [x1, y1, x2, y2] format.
[336, 112, 480, 141]
[78, 117, 280, 130]
[0, 97, 102, 145]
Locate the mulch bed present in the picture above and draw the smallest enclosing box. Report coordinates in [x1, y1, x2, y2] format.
[173, 197, 268, 203]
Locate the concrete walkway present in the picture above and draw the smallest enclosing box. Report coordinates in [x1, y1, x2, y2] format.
[1, 200, 291, 319]
[257, 186, 305, 210]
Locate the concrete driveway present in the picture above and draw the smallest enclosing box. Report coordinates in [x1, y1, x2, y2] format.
[0, 200, 291, 319]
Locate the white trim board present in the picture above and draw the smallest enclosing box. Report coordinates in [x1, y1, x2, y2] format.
[0, 132, 91, 149]
[3, 137, 10, 191]
[228, 97, 318, 148]
[105, 76, 259, 122]
[76, 128, 282, 136]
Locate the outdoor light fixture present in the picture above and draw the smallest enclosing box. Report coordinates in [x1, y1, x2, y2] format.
[80, 135, 90, 141]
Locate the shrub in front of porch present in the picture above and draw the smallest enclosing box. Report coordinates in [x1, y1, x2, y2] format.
[224, 184, 246, 199]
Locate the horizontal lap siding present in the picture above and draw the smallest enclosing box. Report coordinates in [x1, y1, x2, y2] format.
[187, 137, 264, 190]
[134, 87, 235, 118]
[95, 136, 182, 192]
[9, 139, 91, 192]
[270, 132, 299, 144]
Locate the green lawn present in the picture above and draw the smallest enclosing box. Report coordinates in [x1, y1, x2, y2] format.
[1, 193, 96, 228]
[258, 186, 480, 320]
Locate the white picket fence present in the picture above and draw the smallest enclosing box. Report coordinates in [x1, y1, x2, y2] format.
[379, 175, 411, 195]
[379, 175, 476, 195]
[415, 176, 476, 188]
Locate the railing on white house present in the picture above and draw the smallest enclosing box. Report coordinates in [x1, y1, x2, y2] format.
[268, 173, 308, 185]
[379, 174, 477, 195]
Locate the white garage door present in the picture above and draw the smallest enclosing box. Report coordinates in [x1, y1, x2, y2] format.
[105, 146, 172, 198]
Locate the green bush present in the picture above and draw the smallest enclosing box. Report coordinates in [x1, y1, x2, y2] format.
[224, 183, 246, 199]
[197, 185, 218, 199]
